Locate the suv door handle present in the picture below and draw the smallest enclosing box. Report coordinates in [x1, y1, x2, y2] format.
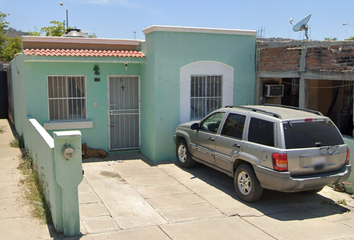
[208, 137, 215, 141]
[233, 143, 241, 148]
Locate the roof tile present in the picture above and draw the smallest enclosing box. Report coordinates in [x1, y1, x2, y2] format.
[23, 48, 145, 58]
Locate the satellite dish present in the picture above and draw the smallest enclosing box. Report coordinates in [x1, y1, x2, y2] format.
[290, 14, 311, 40]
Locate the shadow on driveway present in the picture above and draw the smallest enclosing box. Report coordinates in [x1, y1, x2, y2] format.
[160, 161, 351, 221]
[82, 152, 351, 222]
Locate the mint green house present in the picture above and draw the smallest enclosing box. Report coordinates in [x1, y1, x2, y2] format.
[9, 25, 256, 162]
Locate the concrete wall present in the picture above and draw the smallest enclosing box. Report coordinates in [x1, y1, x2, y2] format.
[260, 45, 301, 72]
[257, 40, 354, 131]
[141, 29, 256, 161]
[259, 40, 354, 73]
[9, 55, 26, 135]
[19, 57, 143, 151]
[26, 118, 82, 236]
[25, 118, 60, 229]
[11, 28, 256, 163]
[308, 80, 333, 114]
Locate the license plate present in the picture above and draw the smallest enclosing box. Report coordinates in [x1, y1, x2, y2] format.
[312, 157, 326, 170]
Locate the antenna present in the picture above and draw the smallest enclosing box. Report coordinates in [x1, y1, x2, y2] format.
[289, 14, 311, 40]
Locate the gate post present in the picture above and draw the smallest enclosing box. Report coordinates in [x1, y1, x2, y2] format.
[53, 131, 82, 237]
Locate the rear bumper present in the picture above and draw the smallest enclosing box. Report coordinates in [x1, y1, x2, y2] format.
[254, 164, 352, 192]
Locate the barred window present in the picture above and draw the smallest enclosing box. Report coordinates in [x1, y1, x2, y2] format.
[48, 76, 86, 121]
[190, 75, 222, 120]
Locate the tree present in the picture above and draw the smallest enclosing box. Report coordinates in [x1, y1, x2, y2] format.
[40, 21, 66, 36]
[324, 37, 337, 41]
[84, 32, 97, 38]
[27, 27, 41, 36]
[345, 36, 354, 41]
[0, 11, 10, 60]
[28, 21, 66, 37]
[3, 36, 21, 61]
[29, 21, 96, 38]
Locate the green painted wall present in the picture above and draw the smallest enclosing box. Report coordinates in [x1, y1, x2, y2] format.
[12, 30, 255, 163]
[25, 118, 62, 232]
[141, 30, 256, 162]
[20, 58, 143, 151]
[140, 35, 157, 160]
[10, 54, 26, 135]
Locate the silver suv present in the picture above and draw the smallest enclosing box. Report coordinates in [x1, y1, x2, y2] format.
[174, 105, 351, 202]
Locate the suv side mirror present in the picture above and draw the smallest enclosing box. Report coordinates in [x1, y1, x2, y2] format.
[191, 123, 199, 131]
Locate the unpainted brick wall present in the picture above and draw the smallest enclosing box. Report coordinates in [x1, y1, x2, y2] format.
[307, 45, 354, 71]
[259, 41, 354, 72]
[260, 46, 301, 71]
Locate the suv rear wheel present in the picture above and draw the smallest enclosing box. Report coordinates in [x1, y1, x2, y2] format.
[234, 164, 263, 202]
[176, 140, 195, 168]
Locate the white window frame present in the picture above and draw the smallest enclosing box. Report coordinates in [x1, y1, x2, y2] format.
[180, 61, 234, 123]
[44, 75, 92, 130]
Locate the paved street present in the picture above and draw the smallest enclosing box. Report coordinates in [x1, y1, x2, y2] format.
[74, 155, 354, 240]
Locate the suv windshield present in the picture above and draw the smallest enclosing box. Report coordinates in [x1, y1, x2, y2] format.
[283, 120, 344, 149]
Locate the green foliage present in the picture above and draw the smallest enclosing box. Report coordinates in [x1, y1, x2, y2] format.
[85, 32, 97, 38]
[337, 199, 347, 205]
[40, 21, 66, 36]
[10, 134, 24, 148]
[18, 150, 52, 223]
[0, 12, 21, 61]
[345, 36, 354, 41]
[0, 11, 10, 60]
[3, 36, 21, 61]
[27, 26, 41, 36]
[324, 37, 337, 41]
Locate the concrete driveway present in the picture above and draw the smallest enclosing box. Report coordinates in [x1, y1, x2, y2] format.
[75, 153, 354, 240]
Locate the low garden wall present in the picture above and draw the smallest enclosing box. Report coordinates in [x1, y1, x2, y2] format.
[25, 118, 82, 236]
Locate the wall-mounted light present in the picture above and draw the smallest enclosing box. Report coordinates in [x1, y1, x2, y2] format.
[93, 64, 100, 75]
[125, 62, 128, 71]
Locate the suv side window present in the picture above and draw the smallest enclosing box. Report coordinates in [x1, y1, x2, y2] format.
[200, 112, 225, 133]
[221, 113, 246, 139]
[248, 117, 274, 147]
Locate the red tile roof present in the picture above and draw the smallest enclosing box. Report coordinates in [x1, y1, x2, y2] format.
[23, 48, 145, 58]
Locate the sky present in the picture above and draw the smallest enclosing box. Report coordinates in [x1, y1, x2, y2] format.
[2, 0, 354, 41]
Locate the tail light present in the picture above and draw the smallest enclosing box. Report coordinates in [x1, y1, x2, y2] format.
[345, 147, 350, 165]
[272, 153, 288, 171]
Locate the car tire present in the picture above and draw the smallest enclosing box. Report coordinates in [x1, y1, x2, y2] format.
[234, 164, 263, 202]
[176, 140, 195, 168]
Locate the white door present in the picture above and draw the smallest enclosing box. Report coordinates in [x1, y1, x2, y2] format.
[108, 76, 140, 150]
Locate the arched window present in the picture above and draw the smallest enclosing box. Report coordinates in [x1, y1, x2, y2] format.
[180, 61, 234, 123]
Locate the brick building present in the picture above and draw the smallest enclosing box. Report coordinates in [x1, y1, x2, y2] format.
[256, 39, 354, 136]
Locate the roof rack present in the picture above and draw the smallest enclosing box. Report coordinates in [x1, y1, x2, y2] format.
[225, 105, 282, 119]
[263, 104, 323, 116]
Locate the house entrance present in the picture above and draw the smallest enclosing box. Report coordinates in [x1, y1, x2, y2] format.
[108, 76, 140, 150]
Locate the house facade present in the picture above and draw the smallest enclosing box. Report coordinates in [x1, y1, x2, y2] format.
[9, 26, 256, 162]
[256, 39, 354, 136]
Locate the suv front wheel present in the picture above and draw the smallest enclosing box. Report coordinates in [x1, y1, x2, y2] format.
[176, 140, 195, 168]
[234, 164, 263, 202]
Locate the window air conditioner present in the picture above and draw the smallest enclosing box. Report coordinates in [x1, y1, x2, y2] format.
[264, 84, 284, 98]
